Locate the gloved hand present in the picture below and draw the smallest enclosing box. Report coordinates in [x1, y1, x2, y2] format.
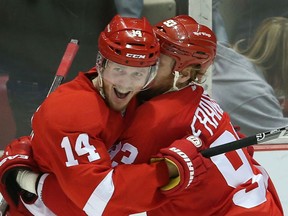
[152, 135, 210, 195]
[0, 136, 39, 208]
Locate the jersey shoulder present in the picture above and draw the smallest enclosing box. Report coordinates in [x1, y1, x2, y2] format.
[33, 72, 111, 131]
[143, 84, 204, 116]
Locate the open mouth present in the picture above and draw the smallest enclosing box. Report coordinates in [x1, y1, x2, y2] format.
[113, 87, 131, 99]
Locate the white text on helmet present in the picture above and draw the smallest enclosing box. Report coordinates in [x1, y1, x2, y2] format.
[131, 30, 143, 37]
[193, 32, 211, 37]
[163, 20, 177, 27]
[126, 53, 146, 59]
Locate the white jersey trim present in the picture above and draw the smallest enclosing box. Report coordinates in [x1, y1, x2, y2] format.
[83, 170, 115, 216]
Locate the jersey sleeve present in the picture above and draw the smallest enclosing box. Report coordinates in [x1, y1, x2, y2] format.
[33, 132, 170, 216]
[31, 162, 169, 216]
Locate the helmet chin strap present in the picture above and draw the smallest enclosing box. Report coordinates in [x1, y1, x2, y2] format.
[165, 71, 193, 94]
[166, 71, 181, 93]
[98, 75, 105, 99]
[93, 74, 105, 99]
[172, 71, 181, 91]
[95, 55, 108, 99]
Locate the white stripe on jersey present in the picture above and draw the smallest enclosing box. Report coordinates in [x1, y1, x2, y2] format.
[83, 170, 114, 216]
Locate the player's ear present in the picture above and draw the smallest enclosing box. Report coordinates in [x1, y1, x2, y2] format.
[178, 67, 192, 84]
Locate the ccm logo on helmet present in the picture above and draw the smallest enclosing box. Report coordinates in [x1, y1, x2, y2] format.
[126, 53, 146, 59]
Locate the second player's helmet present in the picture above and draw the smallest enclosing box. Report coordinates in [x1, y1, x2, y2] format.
[154, 15, 217, 73]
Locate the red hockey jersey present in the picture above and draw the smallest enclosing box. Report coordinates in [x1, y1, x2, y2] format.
[110, 84, 283, 215]
[26, 82, 283, 215]
[28, 72, 170, 216]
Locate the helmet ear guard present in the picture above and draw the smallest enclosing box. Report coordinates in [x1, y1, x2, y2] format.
[96, 52, 108, 74]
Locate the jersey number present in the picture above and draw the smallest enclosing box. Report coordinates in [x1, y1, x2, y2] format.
[110, 142, 138, 167]
[61, 133, 100, 167]
[211, 149, 267, 208]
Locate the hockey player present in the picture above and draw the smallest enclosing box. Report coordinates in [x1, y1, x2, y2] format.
[109, 15, 283, 215]
[0, 15, 283, 215]
[0, 15, 171, 215]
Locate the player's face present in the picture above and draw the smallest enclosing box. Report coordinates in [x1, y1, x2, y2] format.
[102, 61, 151, 111]
[138, 54, 174, 100]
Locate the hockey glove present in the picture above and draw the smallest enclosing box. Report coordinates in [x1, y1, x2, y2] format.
[152, 135, 209, 195]
[0, 136, 40, 208]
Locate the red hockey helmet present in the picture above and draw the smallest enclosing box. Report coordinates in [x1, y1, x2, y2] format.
[154, 15, 217, 72]
[98, 15, 160, 68]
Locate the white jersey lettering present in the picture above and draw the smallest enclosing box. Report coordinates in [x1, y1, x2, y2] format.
[191, 95, 224, 137]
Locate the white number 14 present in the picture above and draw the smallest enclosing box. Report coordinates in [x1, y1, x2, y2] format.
[61, 134, 100, 167]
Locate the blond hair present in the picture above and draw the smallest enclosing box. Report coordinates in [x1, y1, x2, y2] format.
[234, 17, 288, 97]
